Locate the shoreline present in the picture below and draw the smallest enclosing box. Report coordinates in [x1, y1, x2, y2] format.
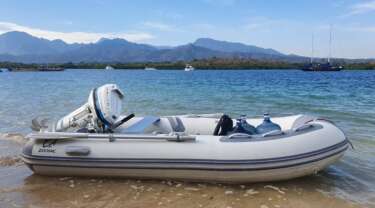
[4, 68, 375, 72]
[1, 59, 374, 71]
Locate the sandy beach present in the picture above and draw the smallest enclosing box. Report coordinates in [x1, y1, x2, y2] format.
[0, 166, 361, 208]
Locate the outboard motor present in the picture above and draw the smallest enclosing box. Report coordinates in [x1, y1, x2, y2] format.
[55, 84, 133, 133]
[256, 113, 281, 134]
[232, 115, 257, 135]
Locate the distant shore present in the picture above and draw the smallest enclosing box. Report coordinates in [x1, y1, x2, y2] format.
[1, 58, 374, 71]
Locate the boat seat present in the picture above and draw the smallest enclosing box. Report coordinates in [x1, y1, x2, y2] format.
[123, 116, 160, 134]
[167, 116, 186, 132]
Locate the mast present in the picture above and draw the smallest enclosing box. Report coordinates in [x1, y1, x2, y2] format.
[328, 24, 332, 63]
[310, 33, 314, 64]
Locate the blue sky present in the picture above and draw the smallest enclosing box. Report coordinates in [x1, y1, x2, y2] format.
[0, 0, 374, 58]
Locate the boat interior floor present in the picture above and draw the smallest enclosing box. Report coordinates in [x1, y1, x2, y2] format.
[111, 115, 319, 139]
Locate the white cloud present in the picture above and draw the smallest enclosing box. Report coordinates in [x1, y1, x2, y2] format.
[347, 0, 375, 15]
[0, 21, 154, 43]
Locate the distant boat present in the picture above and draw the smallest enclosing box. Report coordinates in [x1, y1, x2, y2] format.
[38, 65, 64, 71]
[0, 68, 10, 72]
[184, 64, 195, 71]
[302, 63, 343, 71]
[144, 67, 157, 71]
[302, 26, 343, 72]
[105, 65, 114, 70]
[39, 68, 65, 71]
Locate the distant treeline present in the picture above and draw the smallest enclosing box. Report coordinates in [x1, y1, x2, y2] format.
[1, 58, 374, 71]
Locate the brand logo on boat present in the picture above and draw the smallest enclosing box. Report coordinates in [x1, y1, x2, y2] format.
[42, 139, 57, 148]
[38, 139, 57, 153]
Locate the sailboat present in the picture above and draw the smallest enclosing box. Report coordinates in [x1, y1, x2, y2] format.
[302, 26, 343, 71]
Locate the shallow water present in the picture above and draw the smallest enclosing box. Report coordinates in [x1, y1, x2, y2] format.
[0, 69, 374, 207]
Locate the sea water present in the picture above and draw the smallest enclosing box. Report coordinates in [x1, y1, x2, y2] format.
[0, 69, 374, 207]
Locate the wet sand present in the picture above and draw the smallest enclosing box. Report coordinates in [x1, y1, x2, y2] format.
[0, 134, 365, 208]
[0, 165, 362, 208]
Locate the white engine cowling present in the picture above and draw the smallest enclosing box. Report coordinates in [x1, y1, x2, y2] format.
[55, 84, 125, 132]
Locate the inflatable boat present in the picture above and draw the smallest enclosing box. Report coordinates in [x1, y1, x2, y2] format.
[22, 84, 349, 183]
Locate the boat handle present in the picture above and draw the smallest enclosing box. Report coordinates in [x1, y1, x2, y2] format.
[293, 124, 313, 132]
[27, 132, 196, 142]
[65, 146, 90, 156]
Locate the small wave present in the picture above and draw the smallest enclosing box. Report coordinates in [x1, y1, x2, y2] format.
[0, 156, 23, 166]
[0, 133, 27, 145]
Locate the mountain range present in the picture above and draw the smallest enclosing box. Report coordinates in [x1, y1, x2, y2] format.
[0, 31, 306, 63]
